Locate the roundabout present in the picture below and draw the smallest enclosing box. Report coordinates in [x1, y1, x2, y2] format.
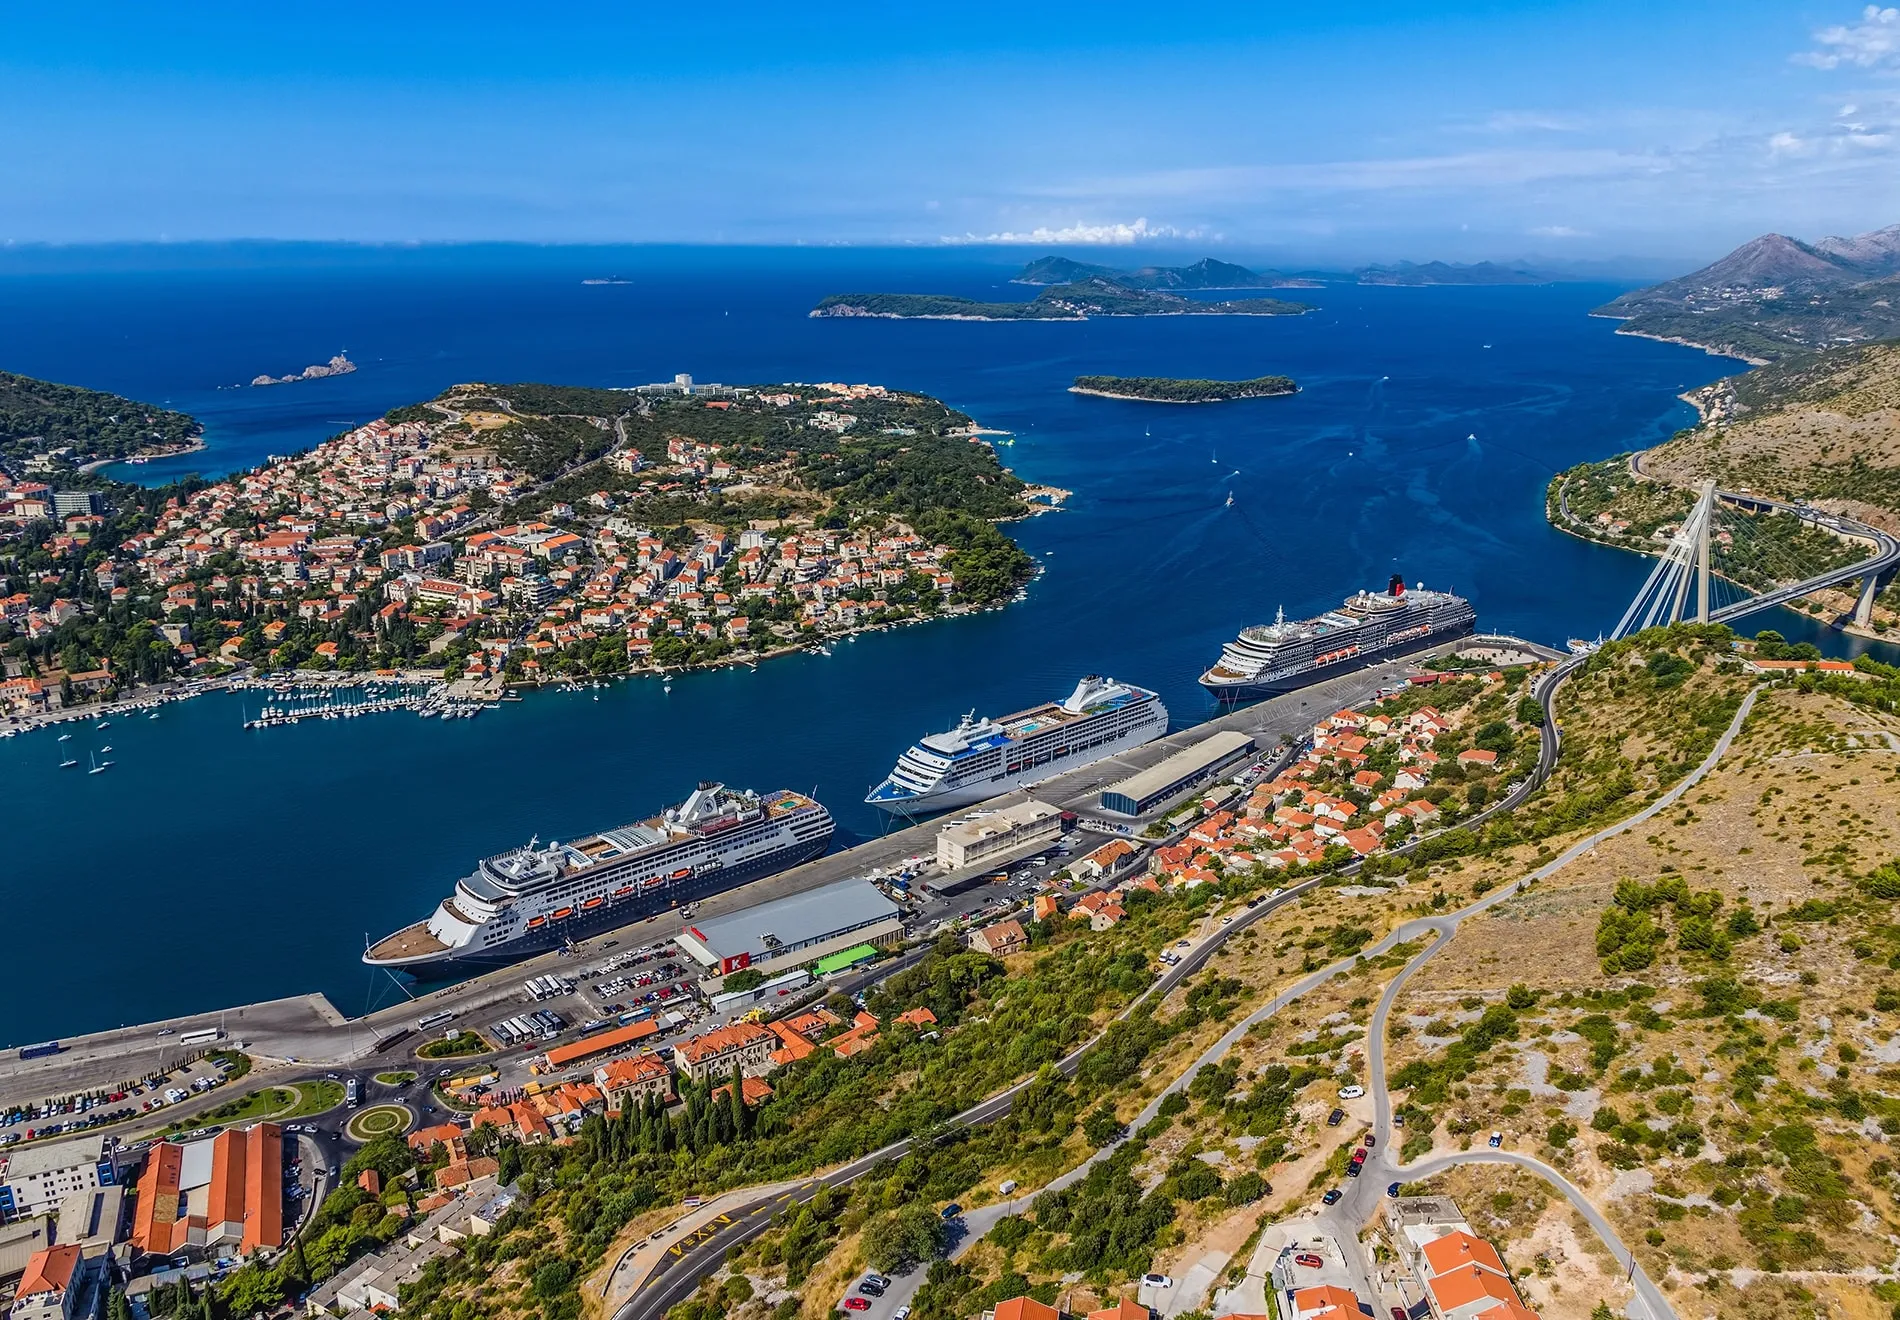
[344, 1103, 414, 1143]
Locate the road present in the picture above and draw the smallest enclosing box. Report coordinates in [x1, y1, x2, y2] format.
[782, 663, 1759, 1320]
[606, 641, 1591, 1320]
[1328, 686, 1762, 1320]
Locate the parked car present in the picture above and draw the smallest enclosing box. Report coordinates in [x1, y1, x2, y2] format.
[1321, 1189, 1342, 1206]
[1140, 1274, 1173, 1289]
[1387, 1182, 1401, 1198]
[1363, 1133, 1375, 1148]
[857, 1281, 885, 1298]
[1488, 1131, 1503, 1148]
[1338, 1085, 1365, 1100]
[893, 1309, 911, 1320]
[940, 1204, 962, 1220]
[1392, 1309, 1408, 1320]
[842, 1299, 871, 1312]
[1294, 1253, 1323, 1269]
[1327, 1108, 1346, 1127]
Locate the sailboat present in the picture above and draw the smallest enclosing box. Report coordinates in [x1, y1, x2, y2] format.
[1225, 491, 1235, 507]
[88, 751, 110, 775]
[57, 732, 71, 742]
[59, 749, 77, 768]
[95, 719, 110, 730]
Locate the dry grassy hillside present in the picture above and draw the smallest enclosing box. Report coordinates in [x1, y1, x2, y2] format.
[1643, 340, 1900, 531]
[1384, 676, 1900, 1319]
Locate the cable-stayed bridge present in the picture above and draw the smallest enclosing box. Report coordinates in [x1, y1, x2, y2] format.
[1607, 480, 1900, 641]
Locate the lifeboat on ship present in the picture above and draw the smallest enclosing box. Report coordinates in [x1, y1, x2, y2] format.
[581, 897, 604, 910]
[527, 916, 547, 928]
[615, 885, 635, 897]
[670, 867, 691, 879]
[553, 907, 574, 920]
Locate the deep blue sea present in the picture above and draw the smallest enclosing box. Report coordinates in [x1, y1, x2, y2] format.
[0, 244, 1879, 1039]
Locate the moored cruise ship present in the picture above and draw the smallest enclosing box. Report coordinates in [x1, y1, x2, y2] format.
[866, 675, 1168, 816]
[1200, 576, 1475, 702]
[364, 784, 834, 976]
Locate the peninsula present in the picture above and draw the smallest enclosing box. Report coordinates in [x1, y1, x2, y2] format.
[1070, 373, 1298, 403]
[812, 274, 1311, 321]
[0, 369, 203, 471]
[0, 375, 1044, 716]
[1547, 336, 1900, 633]
[1594, 222, 1900, 361]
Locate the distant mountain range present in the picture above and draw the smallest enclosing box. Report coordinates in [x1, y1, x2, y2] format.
[1012, 256, 1323, 290]
[1012, 255, 1548, 289]
[1355, 260, 1547, 287]
[1595, 223, 1900, 362]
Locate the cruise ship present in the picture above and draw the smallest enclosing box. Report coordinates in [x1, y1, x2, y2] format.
[1200, 577, 1475, 702]
[364, 784, 835, 976]
[866, 675, 1169, 816]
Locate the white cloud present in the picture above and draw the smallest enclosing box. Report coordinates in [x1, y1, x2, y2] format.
[937, 217, 1205, 245]
[1529, 225, 1591, 238]
[1768, 130, 1813, 157]
[1794, 5, 1900, 69]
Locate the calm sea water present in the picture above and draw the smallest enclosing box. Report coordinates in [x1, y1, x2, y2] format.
[0, 245, 1878, 1038]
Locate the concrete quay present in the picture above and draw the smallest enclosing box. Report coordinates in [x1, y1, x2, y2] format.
[0, 638, 1535, 1110]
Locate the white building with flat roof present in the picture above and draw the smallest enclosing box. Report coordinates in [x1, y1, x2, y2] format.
[936, 800, 1061, 871]
[0, 1138, 114, 1224]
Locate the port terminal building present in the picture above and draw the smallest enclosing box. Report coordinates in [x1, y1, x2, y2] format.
[674, 880, 902, 981]
[1099, 730, 1255, 817]
[934, 800, 1063, 871]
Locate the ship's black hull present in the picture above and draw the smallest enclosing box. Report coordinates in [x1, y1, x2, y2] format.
[394, 835, 833, 981]
[1200, 621, 1475, 704]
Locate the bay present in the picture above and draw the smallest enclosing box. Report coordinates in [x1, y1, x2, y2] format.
[0, 245, 1872, 1039]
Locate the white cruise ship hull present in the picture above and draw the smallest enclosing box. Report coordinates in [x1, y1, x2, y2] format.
[867, 707, 1166, 817]
[368, 835, 831, 978]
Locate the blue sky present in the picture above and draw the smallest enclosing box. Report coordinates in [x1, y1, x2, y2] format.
[3, 1, 1898, 263]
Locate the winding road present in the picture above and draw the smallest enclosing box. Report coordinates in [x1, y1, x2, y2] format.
[615, 661, 1757, 1320]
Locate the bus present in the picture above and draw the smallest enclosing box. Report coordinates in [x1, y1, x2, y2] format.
[416, 1010, 457, 1033]
[179, 1028, 224, 1048]
[17, 1041, 61, 1061]
[345, 1078, 360, 1108]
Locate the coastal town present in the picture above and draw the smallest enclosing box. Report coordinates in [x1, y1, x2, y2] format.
[0, 377, 1051, 720]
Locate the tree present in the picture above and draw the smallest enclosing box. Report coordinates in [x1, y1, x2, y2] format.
[1082, 1106, 1127, 1147]
[723, 967, 766, 993]
[862, 1203, 944, 1275]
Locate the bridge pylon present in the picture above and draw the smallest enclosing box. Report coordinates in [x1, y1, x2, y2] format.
[1855, 567, 1894, 626]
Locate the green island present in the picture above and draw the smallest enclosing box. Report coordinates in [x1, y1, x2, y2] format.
[0, 370, 204, 471]
[812, 275, 1310, 321]
[1069, 374, 1298, 404]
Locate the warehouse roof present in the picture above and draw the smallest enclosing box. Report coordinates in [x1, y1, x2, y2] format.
[544, 1018, 660, 1069]
[679, 880, 899, 960]
[1103, 731, 1255, 803]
